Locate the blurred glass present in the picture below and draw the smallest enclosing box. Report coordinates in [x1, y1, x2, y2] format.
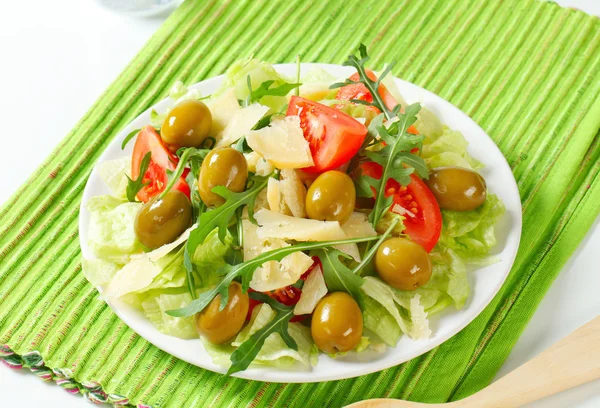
[95, 0, 182, 17]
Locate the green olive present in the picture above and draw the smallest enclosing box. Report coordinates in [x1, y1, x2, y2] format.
[195, 282, 249, 344]
[134, 190, 192, 249]
[305, 171, 356, 223]
[161, 99, 212, 149]
[198, 148, 248, 206]
[311, 292, 363, 353]
[375, 237, 432, 291]
[425, 166, 487, 212]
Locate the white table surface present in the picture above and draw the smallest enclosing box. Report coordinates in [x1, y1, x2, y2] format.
[0, 1, 598, 407]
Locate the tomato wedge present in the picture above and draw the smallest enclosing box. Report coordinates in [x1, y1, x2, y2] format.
[336, 70, 419, 135]
[287, 96, 367, 173]
[336, 69, 398, 112]
[361, 162, 442, 252]
[131, 126, 190, 203]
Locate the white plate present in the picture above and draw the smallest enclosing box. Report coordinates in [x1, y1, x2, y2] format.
[79, 63, 522, 383]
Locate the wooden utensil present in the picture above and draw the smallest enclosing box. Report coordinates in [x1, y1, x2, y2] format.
[347, 315, 600, 408]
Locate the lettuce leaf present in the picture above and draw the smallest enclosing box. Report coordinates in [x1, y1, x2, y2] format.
[362, 277, 443, 342]
[203, 304, 317, 368]
[142, 292, 197, 339]
[362, 295, 402, 346]
[216, 58, 290, 112]
[298, 66, 338, 101]
[439, 194, 505, 258]
[97, 157, 131, 199]
[86, 195, 142, 264]
[422, 126, 483, 170]
[191, 227, 234, 288]
[168, 80, 204, 103]
[377, 65, 408, 110]
[414, 107, 443, 139]
[82, 257, 120, 287]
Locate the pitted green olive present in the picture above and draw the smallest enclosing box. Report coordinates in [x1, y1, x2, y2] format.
[198, 148, 248, 206]
[311, 292, 363, 353]
[161, 99, 212, 149]
[375, 237, 432, 291]
[305, 170, 356, 223]
[134, 190, 192, 249]
[425, 167, 486, 212]
[195, 282, 249, 344]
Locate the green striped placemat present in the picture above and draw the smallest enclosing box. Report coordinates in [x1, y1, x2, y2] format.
[1, 0, 599, 406]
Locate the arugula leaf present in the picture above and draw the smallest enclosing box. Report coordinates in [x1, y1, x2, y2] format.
[249, 80, 301, 103]
[158, 147, 210, 201]
[167, 234, 379, 318]
[125, 151, 151, 202]
[121, 128, 141, 150]
[364, 104, 425, 226]
[313, 248, 364, 304]
[181, 173, 272, 289]
[337, 44, 428, 227]
[314, 217, 399, 302]
[227, 292, 296, 375]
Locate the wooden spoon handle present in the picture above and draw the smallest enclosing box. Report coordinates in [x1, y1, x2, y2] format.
[347, 316, 600, 408]
[463, 315, 600, 407]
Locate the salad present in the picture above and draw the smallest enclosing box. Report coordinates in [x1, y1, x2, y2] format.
[83, 45, 505, 375]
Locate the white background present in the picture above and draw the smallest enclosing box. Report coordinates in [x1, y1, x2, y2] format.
[0, 0, 598, 406]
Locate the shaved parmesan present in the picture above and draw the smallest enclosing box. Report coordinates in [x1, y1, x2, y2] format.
[335, 212, 377, 262]
[216, 103, 269, 148]
[254, 209, 345, 242]
[266, 178, 291, 215]
[106, 256, 159, 298]
[105, 226, 194, 298]
[246, 116, 314, 169]
[244, 151, 261, 173]
[255, 157, 275, 176]
[341, 212, 377, 238]
[409, 294, 432, 340]
[206, 88, 240, 136]
[294, 265, 327, 315]
[243, 220, 314, 292]
[280, 169, 307, 218]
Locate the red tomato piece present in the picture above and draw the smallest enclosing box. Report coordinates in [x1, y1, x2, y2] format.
[286, 96, 367, 173]
[131, 126, 190, 203]
[360, 162, 442, 252]
[336, 69, 398, 112]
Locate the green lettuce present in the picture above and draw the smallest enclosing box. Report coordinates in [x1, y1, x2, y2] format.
[298, 66, 339, 101]
[362, 278, 407, 346]
[439, 194, 506, 258]
[82, 257, 120, 287]
[191, 227, 234, 288]
[421, 126, 483, 170]
[362, 277, 436, 343]
[86, 195, 142, 264]
[97, 157, 131, 199]
[142, 292, 197, 339]
[377, 65, 408, 109]
[216, 58, 291, 112]
[414, 107, 443, 139]
[203, 304, 317, 368]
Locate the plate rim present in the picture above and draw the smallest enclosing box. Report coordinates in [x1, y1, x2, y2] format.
[78, 63, 522, 383]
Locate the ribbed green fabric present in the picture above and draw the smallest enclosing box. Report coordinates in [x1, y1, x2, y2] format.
[1, 0, 599, 406]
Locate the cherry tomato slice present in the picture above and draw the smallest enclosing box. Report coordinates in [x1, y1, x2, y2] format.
[336, 69, 398, 112]
[361, 162, 442, 252]
[287, 96, 367, 173]
[131, 126, 190, 203]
